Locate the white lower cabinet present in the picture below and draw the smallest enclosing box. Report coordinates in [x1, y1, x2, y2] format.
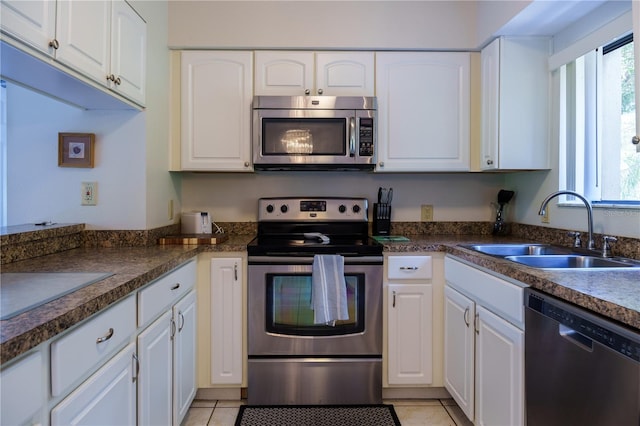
[137, 290, 197, 426]
[51, 342, 137, 426]
[137, 310, 173, 425]
[385, 254, 440, 387]
[137, 259, 197, 426]
[0, 350, 45, 426]
[387, 283, 433, 385]
[444, 256, 525, 425]
[173, 290, 198, 423]
[210, 257, 243, 385]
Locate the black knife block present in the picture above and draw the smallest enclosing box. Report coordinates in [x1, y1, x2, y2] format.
[373, 203, 391, 235]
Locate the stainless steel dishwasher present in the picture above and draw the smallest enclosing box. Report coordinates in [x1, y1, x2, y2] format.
[525, 288, 640, 426]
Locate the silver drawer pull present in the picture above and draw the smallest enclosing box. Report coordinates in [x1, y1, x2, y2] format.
[171, 283, 180, 290]
[399, 266, 418, 270]
[96, 328, 114, 344]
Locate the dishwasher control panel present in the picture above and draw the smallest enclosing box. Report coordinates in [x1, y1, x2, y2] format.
[527, 291, 640, 363]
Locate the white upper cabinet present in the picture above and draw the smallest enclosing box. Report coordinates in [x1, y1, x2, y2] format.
[255, 51, 374, 96]
[0, 0, 56, 54]
[375, 52, 471, 172]
[1, 0, 146, 107]
[480, 37, 550, 170]
[55, 1, 111, 88]
[181, 51, 254, 171]
[109, 0, 147, 105]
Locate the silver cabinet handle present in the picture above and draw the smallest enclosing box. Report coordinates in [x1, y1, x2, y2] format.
[171, 283, 180, 290]
[399, 266, 418, 271]
[475, 313, 480, 335]
[96, 328, 114, 344]
[486, 159, 494, 165]
[234, 263, 238, 281]
[114, 76, 121, 85]
[178, 312, 185, 332]
[132, 353, 140, 383]
[244, 161, 250, 167]
[392, 291, 397, 308]
[632, 135, 639, 145]
[304, 89, 311, 95]
[49, 39, 59, 49]
[170, 318, 176, 340]
[379, 162, 384, 168]
[317, 88, 323, 95]
[464, 307, 470, 327]
[107, 74, 115, 82]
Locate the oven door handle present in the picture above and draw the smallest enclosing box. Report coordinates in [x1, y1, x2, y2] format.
[248, 255, 383, 265]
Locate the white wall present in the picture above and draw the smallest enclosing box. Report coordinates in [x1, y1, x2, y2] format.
[168, 1, 478, 50]
[5, 1, 175, 230]
[6, 83, 146, 229]
[181, 172, 507, 223]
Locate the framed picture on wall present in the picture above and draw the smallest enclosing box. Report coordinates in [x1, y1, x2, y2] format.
[58, 133, 95, 168]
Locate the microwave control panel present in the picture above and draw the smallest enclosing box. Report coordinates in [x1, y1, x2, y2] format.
[358, 118, 374, 157]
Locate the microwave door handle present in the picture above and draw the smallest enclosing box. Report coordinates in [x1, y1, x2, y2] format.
[349, 117, 356, 157]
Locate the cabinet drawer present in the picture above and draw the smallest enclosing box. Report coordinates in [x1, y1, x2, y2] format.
[51, 295, 136, 397]
[138, 259, 196, 327]
[445, 256, 525, 328]
[387, 256, 432, 280]
[1, 351, 43, 426]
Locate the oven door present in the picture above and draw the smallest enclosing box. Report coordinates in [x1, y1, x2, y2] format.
[248, 256, 382, 356]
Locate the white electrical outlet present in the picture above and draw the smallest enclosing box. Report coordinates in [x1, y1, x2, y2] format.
[81, 182, 97, 206]
[421, 205, 434, 221]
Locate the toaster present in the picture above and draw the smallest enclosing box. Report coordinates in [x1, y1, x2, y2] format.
[181, 212, 212, 234]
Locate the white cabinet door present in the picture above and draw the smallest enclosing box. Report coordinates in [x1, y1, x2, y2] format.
[137, 310, 173, 426]
[55, 0, 111, 85]
[173, 290, 197, 425]
[51, 342, 137, 426]
[0, 351, 44, 426]
[181, 51, 253, 171]
[255, 51, 374, 96]
[315, 52, 375, 96]
[210, 257, 243, 385]
[480, 37, 550, 170]
[254, 51, 314, 95]
[443, 285, 475, 421]
[476, 305, 524, 426]
[110, 0, 146, 105]
[0, 0, 56, 54]
[387, 283, 433, 385]
[376, 52, 470, 171]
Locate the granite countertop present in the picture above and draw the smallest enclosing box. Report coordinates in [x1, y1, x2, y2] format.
[1, 232, 638, 365]
[0, 235, 253, 364]
[381, 234, 640, 332]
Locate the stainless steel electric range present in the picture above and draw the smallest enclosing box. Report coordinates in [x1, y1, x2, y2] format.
[247, 197, 383, 405]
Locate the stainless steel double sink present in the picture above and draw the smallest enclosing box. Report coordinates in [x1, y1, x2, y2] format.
[462, 243, 640, 270]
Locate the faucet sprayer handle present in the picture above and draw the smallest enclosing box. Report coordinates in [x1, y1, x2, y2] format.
[601, 236, 618, 258]
[567, 231, 582, 248]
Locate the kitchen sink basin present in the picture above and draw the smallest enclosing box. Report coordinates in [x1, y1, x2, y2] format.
[504, 255, 640, 269]
[463, 243, 570, 257]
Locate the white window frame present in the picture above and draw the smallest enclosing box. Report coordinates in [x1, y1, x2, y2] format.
[559, 32, 638, 209]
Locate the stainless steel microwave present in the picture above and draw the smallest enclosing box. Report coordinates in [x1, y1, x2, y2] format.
[252, 96, 377, 170]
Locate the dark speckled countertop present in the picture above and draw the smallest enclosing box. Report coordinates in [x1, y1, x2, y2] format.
[0, 235, 252, 364]
[381, 235, 640, 332]
[1, 232, 638, 365]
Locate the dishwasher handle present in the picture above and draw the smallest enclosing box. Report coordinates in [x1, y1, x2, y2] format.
[559, 324, 593, 352]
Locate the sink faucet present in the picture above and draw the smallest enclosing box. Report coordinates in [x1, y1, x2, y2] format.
[538, 190, 595, 250]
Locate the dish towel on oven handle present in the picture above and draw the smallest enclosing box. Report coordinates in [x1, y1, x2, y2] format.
[311, 254, 349, 326]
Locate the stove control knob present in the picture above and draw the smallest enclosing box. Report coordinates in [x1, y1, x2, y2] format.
[339, 204, 347, 213]
[280, 204, 288, 214]
[266, 204, 274, 213]
[352, 204, 361, 214]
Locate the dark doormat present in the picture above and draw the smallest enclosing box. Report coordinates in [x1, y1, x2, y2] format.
[235, 404, 401, 426]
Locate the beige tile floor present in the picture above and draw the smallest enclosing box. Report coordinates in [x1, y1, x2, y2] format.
[182, 398, 474, 426]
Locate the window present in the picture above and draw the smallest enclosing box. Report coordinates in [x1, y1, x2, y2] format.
[560, 33, 638, 205]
